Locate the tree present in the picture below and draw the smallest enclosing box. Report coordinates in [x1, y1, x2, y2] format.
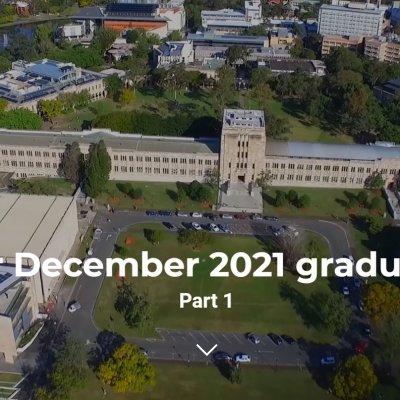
[0, 55, 11, 74]
[256, 169, 272, 191]
[7, 33, 37, 61]
[226, 45, 249, 65]
[129, 187, 143, 199]
[366, 215, 384, 235]
[229, 363, 242, 384]
[97, 343, 156, 393]
[105, 74, 124, 101]
[369, 196, 385, 212]
[168, 30, 181, 41]
[204, 167, 219, 187]
[356, 190, 368, 206]
[78, 0, 92, 6]
[188, 180, 213, 202]
[250, 68, 272, 87]
[264, 111, 291, 138]
[297, 194, 311, 208]
[115, 282, 154, 331]
[332, 355, 377, 400]
[119, 88, 135, 105]
[37, 99, 63, 123]
[287, 190, 298, 204]
[35, 23, 53, 54]
[149, 230, 163, 245]
[125, 30, 140, 43]
[273, 234, 302, 271]
[365, 171, 385, 189]
[275, 190, 288, 207]
[212, 66, 235, 116]
[34, 338, 87, 400]
[58, 142, 82, 185]
[0, 108, 42, 130]
[178, 230, 212, 250]
[312, 292, 352, 335]
[84, 140, 111, 198]
[92, 28, 118, 55]
[250, 82, 272, 106]
[365, 282, 400, 324]
[325, 47, 363, 74]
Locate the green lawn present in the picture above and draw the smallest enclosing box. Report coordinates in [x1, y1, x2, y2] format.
[264, 186, 378, 218]
[14, 177, 76, 196]
[71, 363, 331, 400]
[244, 95, 353, 144]
[0, 372, 22, 384]
[94, 224, 334, 342]
[97, 181, 217, 211]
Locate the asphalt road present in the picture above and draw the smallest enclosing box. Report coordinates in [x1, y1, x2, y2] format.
[59, 210, 353, 366]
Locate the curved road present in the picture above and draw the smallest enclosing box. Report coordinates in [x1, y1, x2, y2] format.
[59, 210, 352, 366]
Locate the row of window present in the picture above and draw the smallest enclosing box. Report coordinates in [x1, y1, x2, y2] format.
[268, 163, 397, 175]
[3, 160, 58, 168]
[113, 154, 217, 166]
[272, 174, 365, 184]
[1, 150, 64, 158]
[113, 166, 203, 176]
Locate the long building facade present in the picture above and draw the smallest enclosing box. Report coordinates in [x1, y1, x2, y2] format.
[0, 109, 400, 190]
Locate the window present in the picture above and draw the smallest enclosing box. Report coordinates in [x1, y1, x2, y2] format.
[28, 161, 33, 167]
[315, 165, 321, 171]
[163, 168, 169, 174]
[163, 157, 169, 163]
[341, 177, 347, 183]
[296, 175, 303, 181]
[43, 152, 50, 158]
[214, 160, 218, 166]
[390, 169, 397, 175]
[145, 167, 151, 173]
[314, 176, 320, 182]
[323, 176, 329, 182]
[351, 167, 355, 172]
[381, 168, 387, 174]
[198, 160, 203, 165]
[366, 168, 371, 174]
[52, 152, 57, 158]
[145, 156, 151, 162]
[35, 151, 41, 157]
[297, 165, 304, 170]
[198, 170, 203, 176]
[280, 174, 285, 180]
[18, 150, 24, 156]
[266, 163, 270, 169]
[35, 162, 42, 168]
[305, 175, 311, 181]
[129, 166, 134, 172]
[121, 155, 127, 161]
[27, 151, 32, 157]
[180, 169, 186, 175]
[11, 161, 17, 167]
[2, 149, 8, 155]
[172, 158, 178, 163]
[358, 167, 364, 173]
[272, 174, 278, 179]
[331, 177, 338, 183]
[272, 163, 279, 169]
[189, 169, 195, 175]
[129, 156, 134, 162]
[137, 167, 143, 173]
[53, 163, 57, 169]
[342, 166, 348, 172]
[332, 166, 339, 172]
[19, 161, 25, 167]
[287, 174, 293, 181]
[289, 163, 295, 169]
[44, 162, 50, 168]
[114, 166, 119, 172]
[180, 158, 186, 164]
[205, 160, 212, 165]
[306, 165, 313, 171]
[114, 155, 118, 161]
[154, 168, 160, 174]
[356, 177, 363, 184]
[281, 163, 286, 169]
[2, 160, 9, 166]
[10, 150, 16, 156]
[136, 156, 143, 162]
[154, 157, 160, 162]
[189, 159, 195, 164]
[324, 166, 330, 171]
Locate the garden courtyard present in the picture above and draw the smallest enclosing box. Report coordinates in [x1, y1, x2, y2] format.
[94, 223, 334, 342]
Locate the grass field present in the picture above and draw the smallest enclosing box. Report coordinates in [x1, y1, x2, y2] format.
[97, 181, 217, 211]
[14, 177, 75, 196]
[71, 363, 331, 400]
[94, 224, 333, 342]
[0, 372, 22, 384]
[264, 186, 376, 218]
[243, 95, 353, 145]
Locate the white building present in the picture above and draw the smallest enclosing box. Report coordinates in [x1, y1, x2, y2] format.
[318, 2, 388, 37]
[153, 40, 194, 66]
[201, 0, 262, 33]
[60, 22, 86, 40]
[0, 193, 78, 363]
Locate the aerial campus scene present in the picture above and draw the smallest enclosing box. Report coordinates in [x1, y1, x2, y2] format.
[0, 0, 400, 399]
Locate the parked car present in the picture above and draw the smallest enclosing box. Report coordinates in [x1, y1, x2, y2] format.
[251, 214, 263, 221]
[355, 340, 368, 354]
[221, 213, 234, 219]
[191, 222, 202, 231]
[139, 347, 149, 357]
[163, 222, 178, 231]
[358, 300, 364, 312]
[264, 216, 279, 221]
[362, 324, 372, 337]
[281, 335, 296, 345]
[204, 213, 218, 220]
[269, 226, 282, 237]
[283, 225, 299, 237]
[234, 353, 251, 363]
[208, 223, 220, 232]
[234, 213, 249, 220]
[268, 333, 283, 346]
[146, 210, 157, 216]
[342, 286, 350, 296]
[191, 212, 203, 218]
[212, 351, 231, 362]
[320, 356, 336, 366]
[176, 211, 189, 217]
[246, 333, 261, 344]
[68, 301, 81, 313]
[158, 210, 173, 217]
[218, 224, 232, 234]
[353, 277, 361, 288]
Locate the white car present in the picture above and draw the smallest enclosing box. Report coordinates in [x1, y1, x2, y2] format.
[176, 211, 189, 217]
[342, 286, 350, 296]
[234, 353, 251, 363]
[209, 223, 219, 232]
[191, 212, 203, 218]
[320, 356, 336, 366]
[221, 213, 233, 219]
[68, 301, 82, 313]
[192, 222, 202, 231]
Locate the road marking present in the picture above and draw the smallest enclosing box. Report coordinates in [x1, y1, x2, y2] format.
[221, 334, 232, 344]
[198, 332, 209, 343]
[210, 333, 219, 342]
[233, 334, 243, 343]
[189, 332, 198, 342]
[196, 344, 218, 357]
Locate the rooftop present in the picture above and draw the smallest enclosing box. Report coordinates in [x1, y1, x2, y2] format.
[0, 59, 104, 104]
[0, 129, 220, 154]
[188, 32, 268, 46]
[374, 79, 400, 94]
[266, 140, 400, 161]
[223, 109, 265, 128]
[320, 3, 386, 15]
[156, 41, 186, 57]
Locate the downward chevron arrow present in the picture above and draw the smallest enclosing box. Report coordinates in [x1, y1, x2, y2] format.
[196, 343, 218, 356]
